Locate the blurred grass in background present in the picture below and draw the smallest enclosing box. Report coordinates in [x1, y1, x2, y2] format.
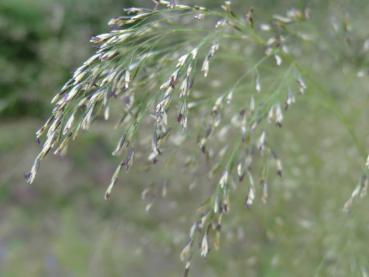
[1, 0, 369, 276]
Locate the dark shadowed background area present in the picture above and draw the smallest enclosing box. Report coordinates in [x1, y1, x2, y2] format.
[1, 0, 369, 276]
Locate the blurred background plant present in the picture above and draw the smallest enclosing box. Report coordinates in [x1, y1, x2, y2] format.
[1, 0, 369, 276]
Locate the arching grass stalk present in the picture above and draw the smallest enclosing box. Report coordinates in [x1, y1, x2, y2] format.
[25, 0, 368, 275]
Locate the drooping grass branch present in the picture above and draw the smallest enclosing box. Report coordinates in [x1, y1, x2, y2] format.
[25, 0, 369, 275]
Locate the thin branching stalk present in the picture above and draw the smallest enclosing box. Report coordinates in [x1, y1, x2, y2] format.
[25, 1, 369, 274]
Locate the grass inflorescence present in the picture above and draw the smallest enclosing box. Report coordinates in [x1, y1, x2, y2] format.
[25, 0, 369, 275]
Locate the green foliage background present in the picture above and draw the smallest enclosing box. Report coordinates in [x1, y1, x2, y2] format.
[1, 0, 369, 276]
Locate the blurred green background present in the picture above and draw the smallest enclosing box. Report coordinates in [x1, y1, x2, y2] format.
[1, 0, 369, 276]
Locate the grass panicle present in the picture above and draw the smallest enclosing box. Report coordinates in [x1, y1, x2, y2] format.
[25, 1, 369, 274]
